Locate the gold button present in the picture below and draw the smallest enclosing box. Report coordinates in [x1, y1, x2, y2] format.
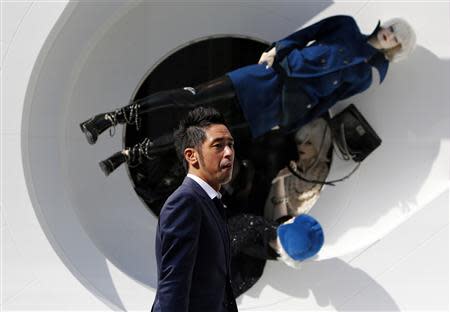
[333, 80, 338, 85]
[321, 58, 326, 64]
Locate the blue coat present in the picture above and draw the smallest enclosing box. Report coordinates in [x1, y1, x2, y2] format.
[152, 177, 237, 312]
[227, 15, 389, 137]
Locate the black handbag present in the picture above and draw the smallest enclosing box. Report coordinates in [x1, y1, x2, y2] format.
[329, 104, 382, 162]
[288, 104, 382, 186]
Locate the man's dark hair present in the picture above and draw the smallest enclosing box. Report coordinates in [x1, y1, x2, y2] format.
[174, 106, 228, 171]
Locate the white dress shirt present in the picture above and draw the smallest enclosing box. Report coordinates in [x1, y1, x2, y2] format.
[187, 173, 222, 200]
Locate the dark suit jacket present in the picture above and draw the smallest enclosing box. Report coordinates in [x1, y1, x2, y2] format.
[152, 177, 238, 312]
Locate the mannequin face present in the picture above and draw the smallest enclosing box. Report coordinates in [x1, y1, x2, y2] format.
[376, 26, 400, 50]
[297, 140, 318, 161]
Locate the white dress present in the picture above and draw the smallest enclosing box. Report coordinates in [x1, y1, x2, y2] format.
[265, 159, 330, 221]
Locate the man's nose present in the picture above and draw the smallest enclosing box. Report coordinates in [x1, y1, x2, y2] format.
[224, 145, 234, 158]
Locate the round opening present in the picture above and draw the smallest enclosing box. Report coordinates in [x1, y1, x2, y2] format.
[125, 37, 270, 216]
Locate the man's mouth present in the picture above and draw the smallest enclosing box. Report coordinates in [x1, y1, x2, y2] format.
[222, 162, 233, 170]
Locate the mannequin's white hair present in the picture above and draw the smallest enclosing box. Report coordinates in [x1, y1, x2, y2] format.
[382, 18, 416, 62]
[294, 118, 332, 162]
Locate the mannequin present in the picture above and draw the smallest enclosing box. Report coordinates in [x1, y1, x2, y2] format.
[79, 16, 416, 175]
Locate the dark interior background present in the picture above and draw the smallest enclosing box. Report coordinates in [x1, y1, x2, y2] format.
[125, 37, 271, 216]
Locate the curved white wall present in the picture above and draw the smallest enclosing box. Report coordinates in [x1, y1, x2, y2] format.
[2, 1, 449, 310]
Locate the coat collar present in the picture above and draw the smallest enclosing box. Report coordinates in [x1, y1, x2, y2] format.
[363, 20, 389, 83]
[367, 20, 382, 38]
[186, 173, 221, 199]
[182, 176, 212, 201]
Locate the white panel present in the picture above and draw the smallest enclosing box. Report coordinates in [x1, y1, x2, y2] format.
[3, 0, 449, 309]
[0, 40, 6, 67]
[347, 189, 449, 269]
[1, 208, 6, 229]
[2, 279, 112, 310]
[237, 191, 449, 311]
[338, 190, 449, 311]
[340, 227, 449, 311]
[1, 226, 38, 304]
[237, 257, 399, 311]
[1, 2, 33, 45]
[1, 134, 33, 226]
[1, 2, 69, 135]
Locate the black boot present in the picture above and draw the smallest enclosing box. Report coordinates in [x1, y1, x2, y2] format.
[98, 138, 154, 176]
[99, 151, 128, 176]
[80, 102, 140, 145]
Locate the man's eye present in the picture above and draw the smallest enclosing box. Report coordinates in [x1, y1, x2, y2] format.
[389, 26, 394, 33]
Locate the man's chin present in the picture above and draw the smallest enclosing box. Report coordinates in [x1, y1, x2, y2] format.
[219, 171, 233, 185]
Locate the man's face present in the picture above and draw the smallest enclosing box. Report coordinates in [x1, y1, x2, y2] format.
[192, 124, 235, 190]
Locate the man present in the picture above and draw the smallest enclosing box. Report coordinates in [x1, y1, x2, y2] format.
[152, 107, 238, 312]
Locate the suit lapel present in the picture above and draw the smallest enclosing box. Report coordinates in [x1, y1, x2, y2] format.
[208, 201, 231, 272]
[182, 177, 231, 268]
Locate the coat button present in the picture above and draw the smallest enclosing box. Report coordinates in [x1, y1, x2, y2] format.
[333, 80, 338, 85]
[339, 48, 344, 53]
[307, 104, 312, 109]
[320, 58, 326, 64]
[343, 59, 349, 64]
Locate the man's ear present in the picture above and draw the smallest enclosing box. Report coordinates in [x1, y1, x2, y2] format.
[184, 148, 199, 168]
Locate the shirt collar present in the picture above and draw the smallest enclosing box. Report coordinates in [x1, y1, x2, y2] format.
[363, 20, 389, 83]
[187, 173, 222, 199]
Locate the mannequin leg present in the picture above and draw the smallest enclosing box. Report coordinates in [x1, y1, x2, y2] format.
[98, 133, 174, 176]
[80, 76, 237, 144]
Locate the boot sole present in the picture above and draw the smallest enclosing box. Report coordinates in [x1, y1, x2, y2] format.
[99, 159, 113, 176]
[99, 151, 128, 176]
[79, 120, 97, 145]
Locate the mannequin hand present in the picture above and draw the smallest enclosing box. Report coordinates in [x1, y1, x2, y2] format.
[289, 160, 297, 169]
[269, 238, 281, 253]
[258, 47, 277, 68]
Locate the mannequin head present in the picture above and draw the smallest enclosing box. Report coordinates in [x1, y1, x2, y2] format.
[294, 118, 332, 163]
[372, 18, 416, 62]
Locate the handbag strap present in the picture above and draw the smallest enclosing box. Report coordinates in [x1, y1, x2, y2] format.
[287, 160, 360, 187]
[288, 119, 362, 186]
